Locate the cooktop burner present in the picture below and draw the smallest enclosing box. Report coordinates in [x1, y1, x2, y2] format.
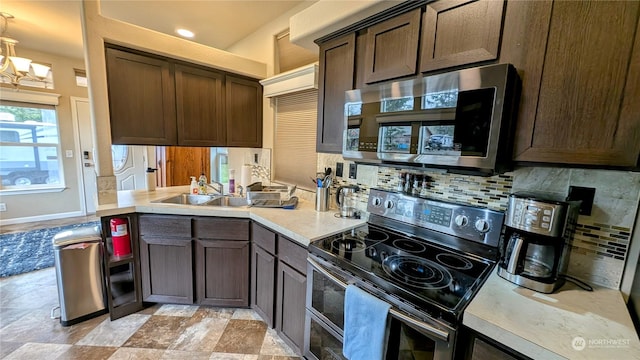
[392, 238, 427, 253]
[382, 255, 452, 289]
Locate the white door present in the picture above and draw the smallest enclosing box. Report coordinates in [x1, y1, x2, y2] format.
[112, 145, 147, 190]
[71, 97, 97, 214]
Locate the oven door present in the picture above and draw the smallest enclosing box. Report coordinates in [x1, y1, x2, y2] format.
[305, 255, 456, 360]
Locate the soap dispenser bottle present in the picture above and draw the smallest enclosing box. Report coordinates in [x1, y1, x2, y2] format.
[190, 176, 198, 194]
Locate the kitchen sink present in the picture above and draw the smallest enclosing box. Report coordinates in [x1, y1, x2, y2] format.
[152, 193, 217, 205]
[204, 196, 249, 207]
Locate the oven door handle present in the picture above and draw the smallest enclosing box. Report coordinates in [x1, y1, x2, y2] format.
[308, 257, 450, 342]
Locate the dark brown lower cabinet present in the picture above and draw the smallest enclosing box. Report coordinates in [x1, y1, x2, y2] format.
[276, 260, 307, 354]
[250, 222, 307, 355]
[195, 239, 250, 307]
[461, 328, 530, 360]
[139, 236, 193, 304]
[252, 244, 277, 326]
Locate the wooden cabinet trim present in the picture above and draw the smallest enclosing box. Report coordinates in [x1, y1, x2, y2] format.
[251, 222, 277, 254]
[420, 0, 505, 72]
[139, 214, 191, 238]
[193, 217, 250, 240]
[277, 236, 308, 275]
[364, 8, 422, 83]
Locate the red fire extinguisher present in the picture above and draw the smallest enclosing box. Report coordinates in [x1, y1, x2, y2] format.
[110, 218, 131, 257]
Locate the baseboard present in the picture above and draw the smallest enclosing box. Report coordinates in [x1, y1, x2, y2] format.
[0, 211, 88, 226]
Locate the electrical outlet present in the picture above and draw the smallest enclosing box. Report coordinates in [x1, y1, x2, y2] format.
[0, 203, 6, 212]
[336, 162, 344, 177]
[349, 163, 357, 179]
[567, 186, 596, 215]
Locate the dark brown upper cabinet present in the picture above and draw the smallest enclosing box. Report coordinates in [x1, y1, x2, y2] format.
[317, 33, 356, 153]
[420, 0, 505, 72]
[106, 48, 177, 145]
[105, 45, 262, 147]
[363, 8, 422, 83]
[225, 75, 263, 148]
[500, 0, 640, 167]
[175, 64, 225, 146]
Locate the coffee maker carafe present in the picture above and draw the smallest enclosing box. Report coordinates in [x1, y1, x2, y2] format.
[498, 193, 580, 293]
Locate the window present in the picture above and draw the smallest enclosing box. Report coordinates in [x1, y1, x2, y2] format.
[0, 100, 63, 189]
[273, 89, 317, 190]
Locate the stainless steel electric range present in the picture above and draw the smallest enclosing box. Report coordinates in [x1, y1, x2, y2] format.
[304, 188, 505, 360]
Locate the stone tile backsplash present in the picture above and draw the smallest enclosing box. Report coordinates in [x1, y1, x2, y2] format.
[316, 154, 640, 290]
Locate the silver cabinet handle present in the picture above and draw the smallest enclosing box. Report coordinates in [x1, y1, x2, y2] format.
[307, 257, 449, 342]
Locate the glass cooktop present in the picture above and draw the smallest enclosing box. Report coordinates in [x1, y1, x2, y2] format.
[308, 223, 493, 321]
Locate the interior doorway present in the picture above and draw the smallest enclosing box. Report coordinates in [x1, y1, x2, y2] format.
[156, 146, 210, 186]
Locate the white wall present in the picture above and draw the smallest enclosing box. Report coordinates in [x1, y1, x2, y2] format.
[226, 1, 317, 152]
[0, 47, 88, 223]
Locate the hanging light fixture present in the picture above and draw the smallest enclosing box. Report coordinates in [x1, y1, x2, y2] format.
[0, 12, 52, 88]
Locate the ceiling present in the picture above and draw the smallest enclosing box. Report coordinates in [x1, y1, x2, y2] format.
[1, 0, 309, 60]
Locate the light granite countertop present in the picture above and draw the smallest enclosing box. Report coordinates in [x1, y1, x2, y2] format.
[464, 271, 640, 360]
[96, 186, 367, 247]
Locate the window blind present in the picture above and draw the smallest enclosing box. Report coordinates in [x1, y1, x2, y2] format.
[274, 89, 318, 190]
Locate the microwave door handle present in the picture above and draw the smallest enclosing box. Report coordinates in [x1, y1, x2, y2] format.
[506, 235, 524, 274]
[307, 257, 450, 342]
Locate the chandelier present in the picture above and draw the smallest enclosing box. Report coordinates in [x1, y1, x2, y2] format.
[0, 12, 52, 88]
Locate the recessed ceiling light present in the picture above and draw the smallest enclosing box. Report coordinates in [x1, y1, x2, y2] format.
[176, 28, 194, 38]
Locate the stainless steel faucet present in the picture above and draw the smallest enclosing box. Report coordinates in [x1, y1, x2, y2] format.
[206, 181, 224, 195]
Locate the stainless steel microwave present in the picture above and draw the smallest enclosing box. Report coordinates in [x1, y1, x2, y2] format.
[342, 63, 521, 175]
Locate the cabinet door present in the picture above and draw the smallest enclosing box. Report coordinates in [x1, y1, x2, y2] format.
[139, 236, 193, 304]
[276, 261, 306, 355]
[105, 47, 177, 145]
[420, 0, 504, 72]
[225, 76, 263, 148]
[195, 239, 250, 307]
[364, 8, 421, 83]
[251, 245, 276, 327]
[509, 1, 640, 166]
[175, 64, 225, 146]
[471, 338, 520, 360]
[317, 33, 356, 153]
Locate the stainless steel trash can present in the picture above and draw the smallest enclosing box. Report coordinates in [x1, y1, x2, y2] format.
[52, 225, 107, 326]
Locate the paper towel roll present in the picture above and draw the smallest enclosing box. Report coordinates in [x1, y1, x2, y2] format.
[241, 165, 252, 189]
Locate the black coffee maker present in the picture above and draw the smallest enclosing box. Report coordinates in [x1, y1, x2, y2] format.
[498, 193, 580, 293]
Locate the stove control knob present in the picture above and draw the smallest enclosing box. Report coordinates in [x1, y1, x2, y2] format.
[380, 250, 388, 261]
[475, 219, 491, 233]
[367, 247, 377, 258]
[384, 200, 395, 210]
[372, 196, 383, 207]
[454, 215, 469, 227]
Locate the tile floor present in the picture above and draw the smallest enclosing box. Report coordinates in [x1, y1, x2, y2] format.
[0, 267, 301, 359]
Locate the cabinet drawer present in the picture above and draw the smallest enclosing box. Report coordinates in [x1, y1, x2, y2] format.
[139, 214, 191, 238]
[278, 237, 307, 274]
[193, 217, 249, 240]
[252, 222, 277, 254]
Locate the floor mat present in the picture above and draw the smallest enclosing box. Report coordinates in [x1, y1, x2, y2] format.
[0, 221, 100, 277]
